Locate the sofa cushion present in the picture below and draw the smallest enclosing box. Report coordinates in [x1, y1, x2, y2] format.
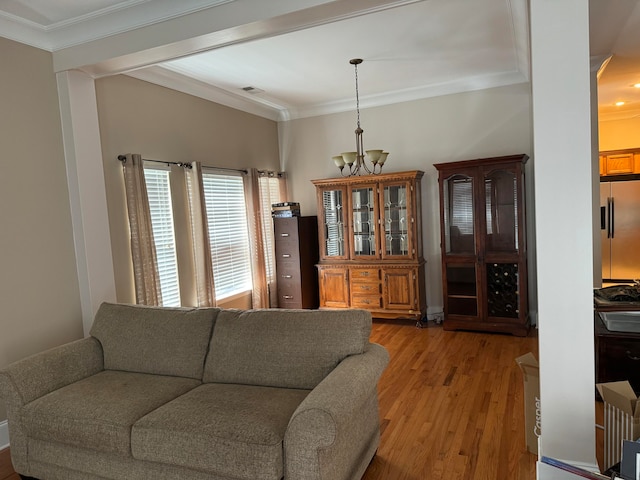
[22, 370, 200, 455]
[131, 383, 310, 480]
[90, 302, 219, 379]
[203, 308, 372, 389]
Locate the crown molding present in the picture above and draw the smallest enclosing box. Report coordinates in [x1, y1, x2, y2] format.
[0, 0, 234, 51]
[126, 66, 283, 121]
[131, 65, 528, 122]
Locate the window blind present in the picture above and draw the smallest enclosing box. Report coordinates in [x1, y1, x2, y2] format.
[143, 166, 181, 307]
[202, 173, 252, 300]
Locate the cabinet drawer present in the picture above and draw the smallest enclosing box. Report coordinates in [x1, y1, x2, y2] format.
[351, 282, 381, 294]
[350, 269, 380, 281]
[275, 250, 300, 265]
[351, 295, 382, 309]
[274, 219, 301, 240]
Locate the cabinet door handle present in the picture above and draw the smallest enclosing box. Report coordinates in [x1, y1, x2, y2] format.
[626, 351, 640, 361]
[280, 233, 290, 237]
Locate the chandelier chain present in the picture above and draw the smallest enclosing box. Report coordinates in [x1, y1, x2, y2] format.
[354, 61, 361, 129]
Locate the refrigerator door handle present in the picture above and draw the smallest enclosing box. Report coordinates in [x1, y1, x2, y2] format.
[601, 206, 606, 230]
[607, 198, 612, 238]
[611, 197, 615, 239]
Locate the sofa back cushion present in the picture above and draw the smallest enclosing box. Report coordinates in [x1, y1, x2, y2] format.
[203, 309, 371, 389]
[90, 302, 220, 379]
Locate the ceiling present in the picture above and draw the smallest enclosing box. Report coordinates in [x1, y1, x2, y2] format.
[1, 0, 639, 122]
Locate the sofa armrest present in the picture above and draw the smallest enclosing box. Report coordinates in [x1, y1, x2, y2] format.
[0, 337, 103, 474]
[284, 342, 389, 480]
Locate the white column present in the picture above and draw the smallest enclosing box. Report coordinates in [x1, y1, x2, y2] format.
[57, 70, 117, 335]
[531, 0, 597, 473]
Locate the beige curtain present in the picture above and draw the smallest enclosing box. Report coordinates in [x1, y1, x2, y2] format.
[245, 169, 288, 309]
[122, 153, 162, 305]
[245, 168, 269, 309]
[186, 162, 217, 307]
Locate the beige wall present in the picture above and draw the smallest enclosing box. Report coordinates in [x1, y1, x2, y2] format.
[95, 75, 280, 304]
[599, 116, 640, 151]
[0, 38, 83, 422]
[281, 82, 534, 313]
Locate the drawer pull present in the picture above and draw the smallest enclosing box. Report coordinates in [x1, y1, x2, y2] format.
[360, 271, 370, 276]
[361, 299, 370, 304]
[360, 285, 372, 290]
[281, 274, 293, 279]
[282, 295, 294, 300]
[280, 233, 290, 237]
[282, 254, 291, 258]
[626, 351, 640, 361]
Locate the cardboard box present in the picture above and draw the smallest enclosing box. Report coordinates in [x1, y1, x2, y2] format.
[596, 381, 640, 471]
[516, 352, 541, 455]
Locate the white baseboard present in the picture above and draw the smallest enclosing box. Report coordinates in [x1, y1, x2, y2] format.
[0, 420, 8, 450]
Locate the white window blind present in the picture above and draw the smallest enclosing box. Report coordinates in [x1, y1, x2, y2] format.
[143, 166, 181, 307]
[450, 177, 474, 235]
[259, 176, 282, 282]
[202, 172, 252, 300]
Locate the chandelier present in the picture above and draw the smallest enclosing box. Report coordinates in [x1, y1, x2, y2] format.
[332, 58, 388, 176]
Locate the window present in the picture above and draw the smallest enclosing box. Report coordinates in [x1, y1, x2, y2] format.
[143, 166, 181, 306]
[202, 172, 252, 300]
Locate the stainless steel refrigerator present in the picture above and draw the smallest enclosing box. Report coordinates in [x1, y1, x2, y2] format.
[601, 178, 640, 282]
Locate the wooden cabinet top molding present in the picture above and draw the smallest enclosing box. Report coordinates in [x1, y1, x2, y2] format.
[434, 154, 529, 171]
[311, 170, 424, 187]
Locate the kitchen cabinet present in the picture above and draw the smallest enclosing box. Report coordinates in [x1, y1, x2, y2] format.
[434, 154, 529, 336]
[595, 312, 640, 393]
[312, 171, 426, 320]
[600, 149, 640, 177]
[273, 216, 319, 309]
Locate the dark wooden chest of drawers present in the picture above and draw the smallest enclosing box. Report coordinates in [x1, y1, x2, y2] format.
[595, 312, 640, 393]
[274, 216, 319, 309]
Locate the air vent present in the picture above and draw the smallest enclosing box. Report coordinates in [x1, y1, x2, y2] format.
[241, 86, 264, 94]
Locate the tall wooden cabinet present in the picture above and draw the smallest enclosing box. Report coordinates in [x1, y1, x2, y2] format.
[273, 216, 319, 309]
[312, 171, 426, 320]
[434, 155, 529, 336]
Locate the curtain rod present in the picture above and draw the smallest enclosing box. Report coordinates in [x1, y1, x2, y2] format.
[201, 165, 248, 175]
[117, 155, 192, 169]
[117, 155, 249, 174]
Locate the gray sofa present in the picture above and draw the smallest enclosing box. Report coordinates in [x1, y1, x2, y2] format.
[0, 302, 389, 480]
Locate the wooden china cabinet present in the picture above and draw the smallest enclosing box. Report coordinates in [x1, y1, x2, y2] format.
[434, 154, 529, 336]
[311, 170, 426, 320]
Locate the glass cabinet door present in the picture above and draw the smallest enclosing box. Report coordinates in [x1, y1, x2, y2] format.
[320, 188, 346, 258]
[382, 183, 410, 257]
[351, 186, 377, 257]
[484, 169, 518, 253]
[443, 174, 475, 255]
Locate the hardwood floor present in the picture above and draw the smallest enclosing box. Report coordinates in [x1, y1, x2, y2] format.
[0, 319, 539, 480]
[363, 319, 538, 480]
[0, 448, 19, 480]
